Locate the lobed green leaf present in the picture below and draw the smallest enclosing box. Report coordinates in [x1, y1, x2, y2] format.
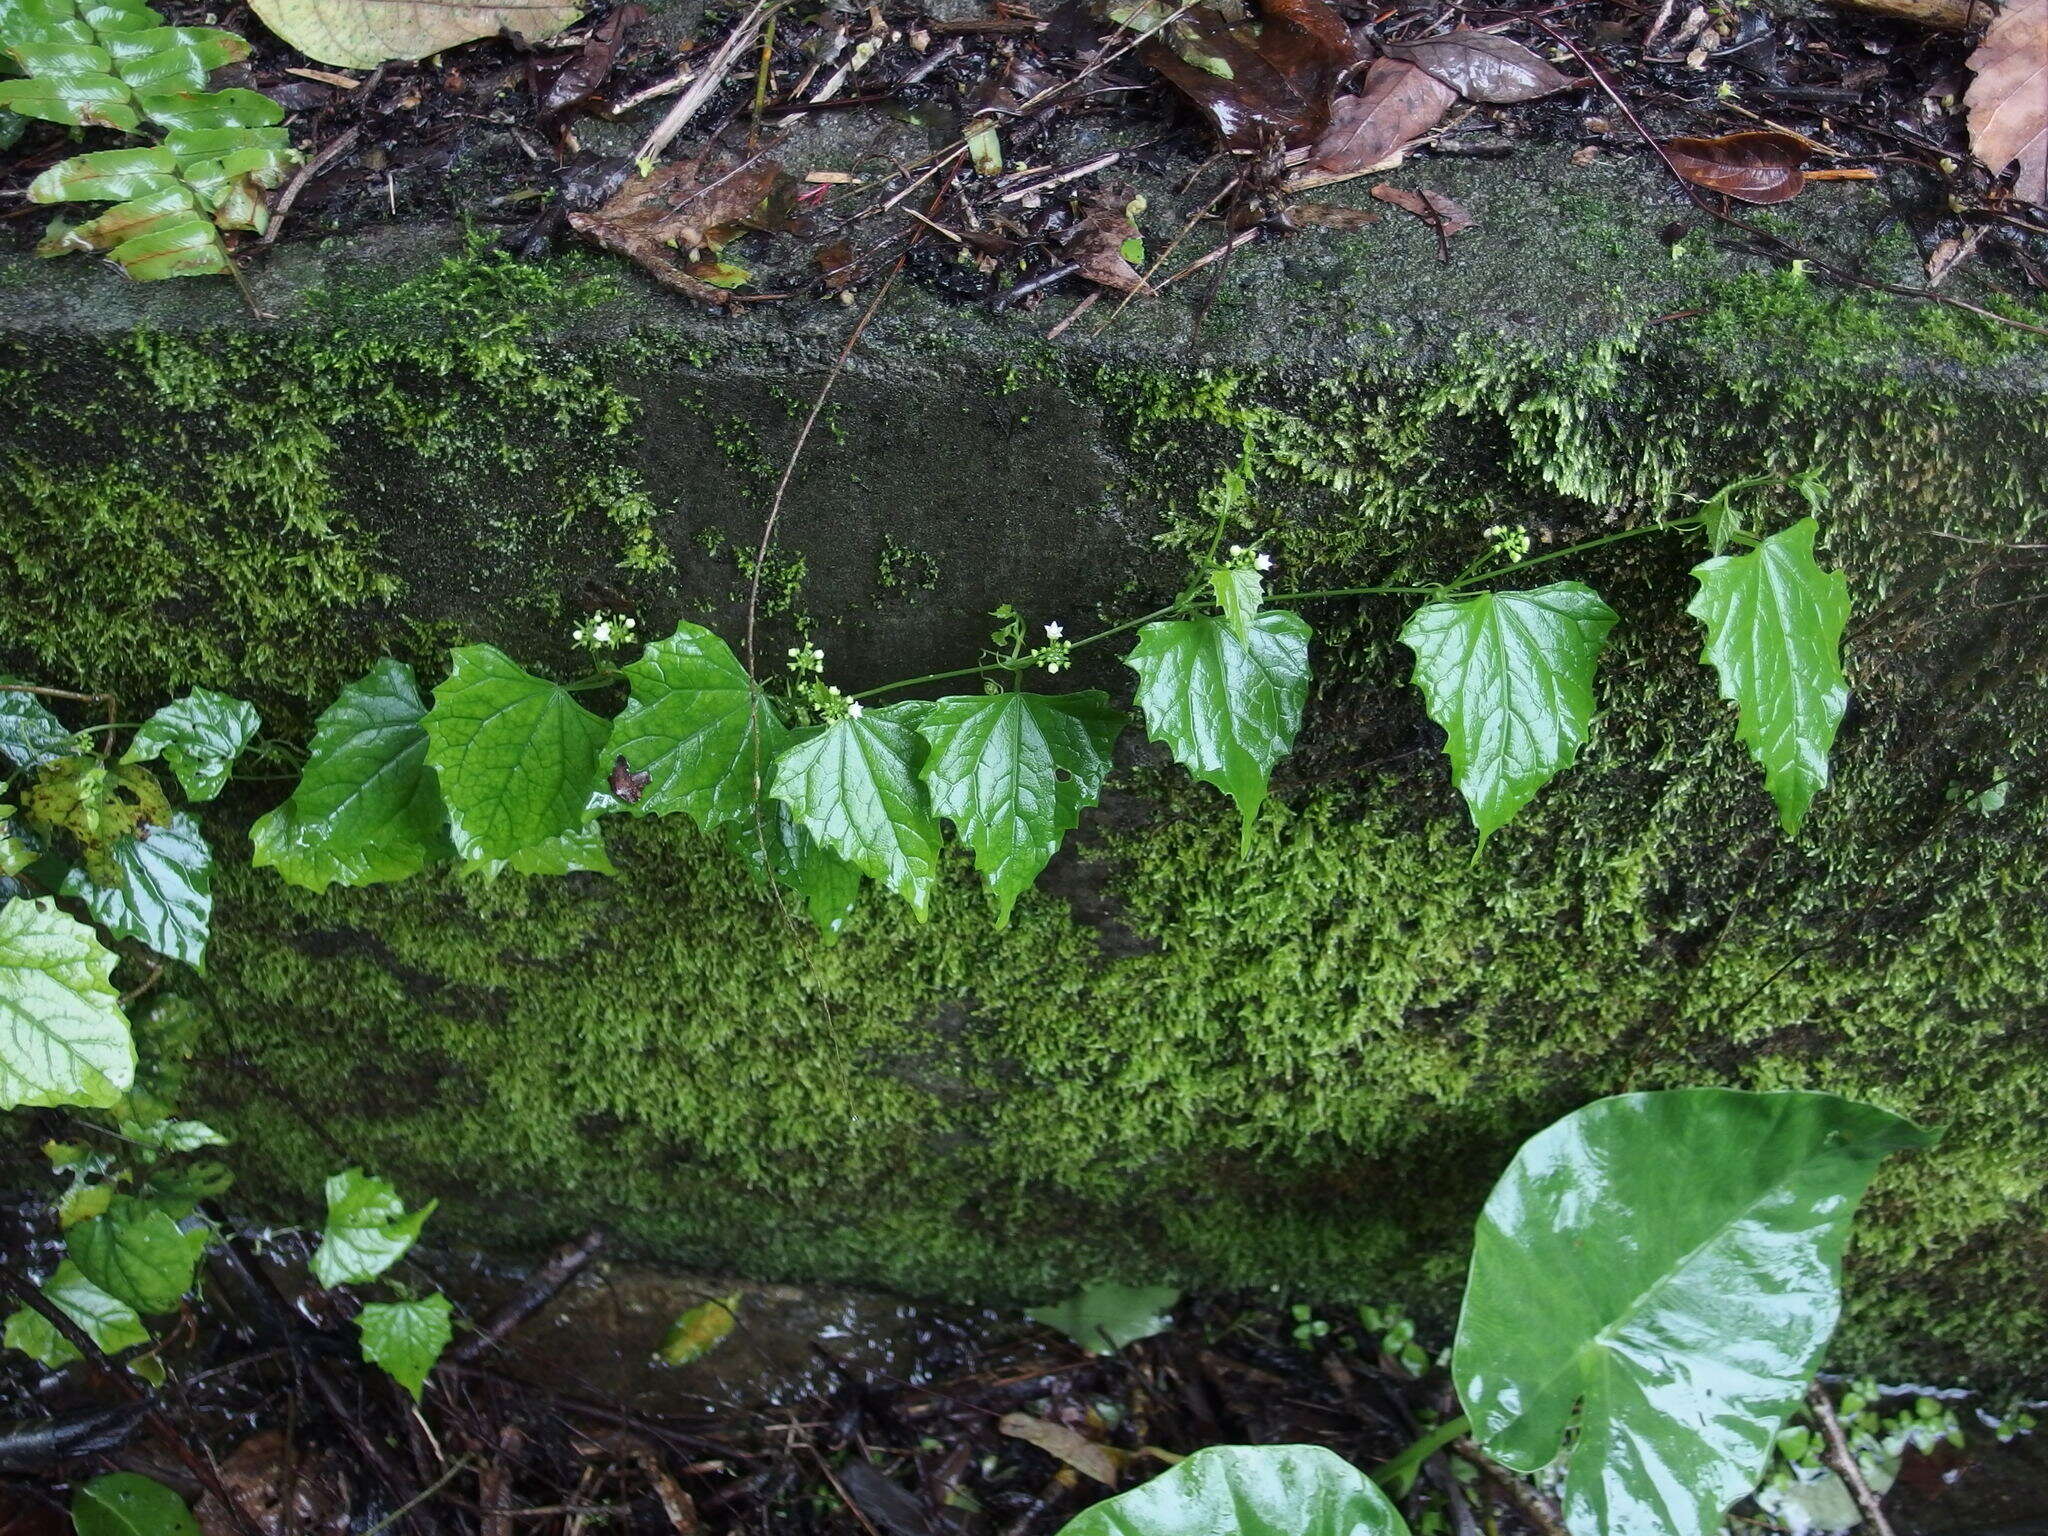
[0, 896, 133, 1111]
[358, 1292, 454, 1402]
[123, 686, 259, 801]
[60, 811, 213, 970]
[311, 1168, 435, 1287]
[724, 802, 863, 941]
[771, 714, 941, 917]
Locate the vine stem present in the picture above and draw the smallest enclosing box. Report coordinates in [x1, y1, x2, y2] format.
[1372, 1413, 1473, 1490]
[0, 1259, 267, 1536]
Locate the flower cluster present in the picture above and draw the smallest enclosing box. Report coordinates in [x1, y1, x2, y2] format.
[571, 612, 639, 653]
[1226, 543, 1274, 573]
[1484, 524, 1532, 564]
[1031, 621, 1073, 676]
[787, 643, 857, 721]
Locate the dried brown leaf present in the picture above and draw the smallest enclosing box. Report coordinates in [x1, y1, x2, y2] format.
[1966, 0, 2048, 205]
[1370, 183, 1476, 234]
[567, 155, 788, 303]
[531, 3, 644, 127]
[1661, 130, 1809, 204]
[1382, 30, 1571, 103]
[196, 1431, 350, 1536]
[1140, 0, 1361, 150]
[1290, 57, 1456, 188]
[1062, 189, 1151, 294]
[998, 1413, 1123, 1486]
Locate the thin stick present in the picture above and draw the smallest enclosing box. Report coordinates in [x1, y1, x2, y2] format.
[358, 1457, 475, 1536]
[257, 127, 361, 249]
[1806, 1384, 1897, 1536]
[449, 1229, 605, 1364]
[1449, 1438, 1567, 1536]
[637, 0, 777, 162]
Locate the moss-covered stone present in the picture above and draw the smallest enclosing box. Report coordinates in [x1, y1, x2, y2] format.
[5, 157, 2047, 1389]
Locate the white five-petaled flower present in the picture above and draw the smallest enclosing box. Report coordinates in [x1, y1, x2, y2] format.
[1254, 552, 1273, 572]
[847, 701, 864, 718]
[1044, 621, 1064, 640]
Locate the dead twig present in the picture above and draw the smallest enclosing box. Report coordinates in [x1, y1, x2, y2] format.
[637, 0, 779, 162]
[449, 1229, 606, 1364]
[1806, 1383, 1897, 1536]
[1448, 1437, 1567, 1536]
[257, 127, 361, 249]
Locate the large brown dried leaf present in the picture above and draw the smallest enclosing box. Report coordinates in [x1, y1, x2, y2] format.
[567, 156, 788, 303]
[1290, 57, 1456, 188]
[1140, 0, 1361, 151]
[1383, 30, 1570, 103]
[999, 1413, 1123, 1486]
[1062, 188, 1151, 294]
[247, 0, 580, 69]
[1966, 0, 2048, 205]
[1661, 130, 1809, 204]
[1371, 182, 1476, 235]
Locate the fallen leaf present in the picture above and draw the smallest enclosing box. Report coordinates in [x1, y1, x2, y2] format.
[195, 1431, 349, 1536]
[1965, 0, 2048, 205]
[1661, 130, 1809, 204]
[999, 1413, 1122, 1486]
[1370, 183, 1476, 235]
[247, 0, 581, 70]
[1026, 1280, 1179, 1353]
[1291, 57, 1456, 188]
[530, 4, 645, 129]
[1062, 188, 1151, 294]
[567, 156, 788, 303]
[654, 1291, 739, 1365]
[831, 1463, 934, 1536]
[1382, 30, 1571, 103]
[1141, 0, 1361, 151]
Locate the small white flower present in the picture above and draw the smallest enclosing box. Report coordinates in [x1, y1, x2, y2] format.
[1254, 552, 1273, 572]
[1044, 621, 1064, 640]
[1228, 543, 1246, 558]
[828, 685, 842, 696]
[847, 701, 864, 718]
[1046, 660, 1065, 675]
[788, 647, 800, 657]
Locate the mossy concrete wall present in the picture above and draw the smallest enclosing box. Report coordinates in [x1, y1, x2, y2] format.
[5, 157, 2047, 1386]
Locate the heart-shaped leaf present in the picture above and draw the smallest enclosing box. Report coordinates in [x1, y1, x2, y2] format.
[1053, 1444, 1409, 1536]
[1454, 1088, 1935, 1536]
[311, 1168, 435, 1287]
[123, 688, 258, 801]
[61, 813, 213, 970]
[1686, 518, 1849, 833]
[68, 1194, 211, 1315]
[1400, 582, 1618, 846]
[0, 896, 132, 1112]
[771, 713, 940, 918]
[358, 1293, 453, 1402]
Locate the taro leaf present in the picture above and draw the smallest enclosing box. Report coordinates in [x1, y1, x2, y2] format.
[656, 1292, 739, 1366]
[1662, 131, 1809, 205]
[357, 1293, 453, 1402]
[916, 691, 1125, 926]
[567, 155, 789, 304]
[590, 623, 786, 830]
[1686, 518, 1850, 833]
[0, 683, 78, 769]
[60, 813, 213, 970]
[770, 713, 940, 917]
[72, 1475, 200, 1536]
[1140, 0, 1357, 151]
[251, 660, 455, 892]
[1053, 1445, 1409, 1536]
[459, 824, 614, 881]
[0, 897, 132, 1112]
[1382, 30, 1569, 103]
[1125, 611, 1311, 856]
[724, 800, 864, 942]
[1399, 583, 1618, 847]
[310, 1168, 435, 1288]
[1027, 1281, 1180, 1355]
[1292, 57, 1456, 189]
[1965, 0, 2048, 205]
[423, 645, 608, 864]
[1370, 183, 1475, 236]
[2, 1260, 149, 1367]
[123, 687, 259, 802]
[68, 1195, 210, 1315]
[1453, 1088, 1936, 1536]
[246, 0, 580, 70]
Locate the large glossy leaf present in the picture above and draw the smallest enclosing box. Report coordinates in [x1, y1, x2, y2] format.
[358, 1293, 453, 1402]
[591, 624, 785, 829]
[1687, 519, 1850, 833]
[1399, 582, 1618, 845]
[1125, 611, 1311, 855]
[460, 824, 614, 881]
[123, 687, 259, 802]
[1453, 1088, 1936, 1536]
[918, 692, 1124, 925]
[771, 714, 940, 918]
[61, 812, 212, 970]
[73, 1475, 200, 1536]
[0, 896, 132, 1111]
[424, 646, 608, 863]
[724, 801, 863, 941]
[68, 1194, 210, 1315]
[1053, 1445, 1410, 1536]
[310, 1168, 435, 1287]
[2, 1259, 150, 1366]
[247, 0, 580, 70]
[251, 660, 454, 892]
[27, 146, 180, 201]
[0, 682, 79, 769]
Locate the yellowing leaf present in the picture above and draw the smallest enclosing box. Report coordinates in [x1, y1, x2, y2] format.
[246, 0, 581, 71]
[657, 1292, 738, 1366]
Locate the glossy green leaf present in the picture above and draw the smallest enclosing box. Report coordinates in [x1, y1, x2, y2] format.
[73, 1474, 200, 1536]
[771, 712, 940, 918]
[1453, 1088, 1936, 1536]
[134, 86, 280, 128]
[37, 183, 201, 254]
[3, 1259, 150, 1366]
[68, 1194, 210, 1315]
[1028, 1281, 1179, 1355]
[0, 67, 138, 127]
[27, 146, 179, 201]
[0, 0, 97, 49]
[60, 812, 213, 970]
[0, 682, 79, 769]
[1687, 519, 1850, 833]
[1399, 582, 1618, 845]
[917, 691, 1124, 925]
[103, 24, 247, 91]
[459, 823, 614, 881]
[1053, 1445, 1409, 1536]
[123, 687, 259, 802]
[1210, 566, 1263, 641]
[424, 645, 608, 863]
[591, 623, 785, 829]
[251, 660, 454, 892]
[0, 896, 133, 1111]
[724, 801, 863, 941]
[358, 1292, 453, 1402]
[103, 212, 230, 279]
[310, 1168, 435, 1287]
[1125, 611, 1311, 856]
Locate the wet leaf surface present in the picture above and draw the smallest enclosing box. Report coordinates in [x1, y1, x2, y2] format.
[567, 154, 790, 302]
[1139, 0, 1358, 151]
[1662, 130, 1811, 204]
[246, 0, 580, 70]
[1292, 58, 1455, 189]
[1382, 30, 1570, 104]
[1369, 182, 1475, 235]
